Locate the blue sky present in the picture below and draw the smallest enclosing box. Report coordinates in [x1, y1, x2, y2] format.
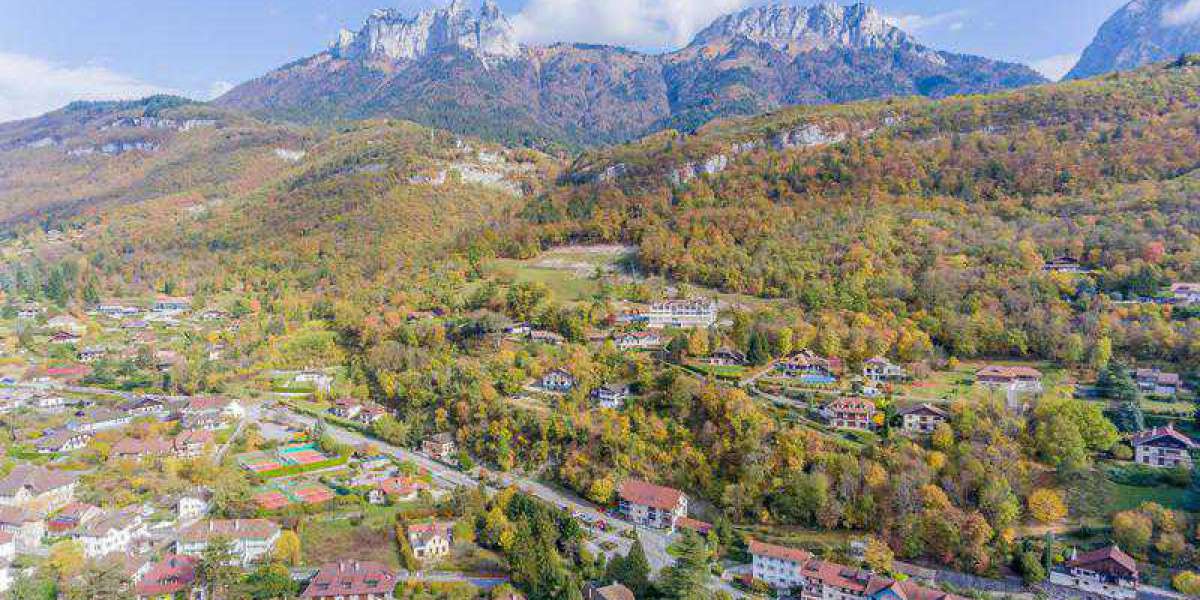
[0, 0, 1130, 123]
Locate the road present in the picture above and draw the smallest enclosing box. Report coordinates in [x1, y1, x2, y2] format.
[254, 401, 680, 574]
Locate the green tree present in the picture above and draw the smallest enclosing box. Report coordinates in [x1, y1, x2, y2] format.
[605, 536, 651, 598]
[657, 530, 712, 600]
[197, 536, 241, 597]
[239, 562, 300, 599]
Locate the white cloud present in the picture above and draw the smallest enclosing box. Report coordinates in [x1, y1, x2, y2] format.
[1163, 0, 1200, 26]
[0, 52, 175, 124]
[885, 9, 968, 34]
[206, 80, 235, 100]
[1030, 52, 1081, 81]
[512, 0, 752, 50]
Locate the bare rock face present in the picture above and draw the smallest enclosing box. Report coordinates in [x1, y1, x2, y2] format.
[219, 1, 1046, 147]
[1067, 0, 1200, 80]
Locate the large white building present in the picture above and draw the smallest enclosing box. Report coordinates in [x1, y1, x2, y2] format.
[72, 508, 145, 558]
[177, 519, 281, 566]
[617, 479, 687, 531]
[643, 300, 717, 329]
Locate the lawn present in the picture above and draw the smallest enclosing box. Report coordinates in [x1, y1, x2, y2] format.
[686, 363, 748, 380]
[491, 259, 601, 303]
[1108, 483, 1198, 514]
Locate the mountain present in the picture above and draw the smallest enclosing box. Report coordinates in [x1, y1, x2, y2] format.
[1067, 0, 1200, 80]
[217, 1, 1046, 147]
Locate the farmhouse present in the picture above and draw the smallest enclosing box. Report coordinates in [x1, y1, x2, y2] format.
[617, 479, 687, 531]
[1130, 424, 1197, 470]
[1048, 546, 1138, 600]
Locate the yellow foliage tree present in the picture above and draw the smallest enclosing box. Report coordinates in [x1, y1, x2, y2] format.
[1027, 488, 1067, 523]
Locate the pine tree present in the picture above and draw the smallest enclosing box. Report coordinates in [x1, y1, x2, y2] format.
[657, 530, 712, 600]
[605, 536, 651, 598]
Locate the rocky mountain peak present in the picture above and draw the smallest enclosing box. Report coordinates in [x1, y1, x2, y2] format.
[330, 0, 520, 62]
[688, 2, 914, 52]
[1067, 0, 1200, 80]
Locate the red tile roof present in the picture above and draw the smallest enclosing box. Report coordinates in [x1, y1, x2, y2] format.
[134, 554, 197, 597]
[301, 561, 397, 599]
[749, 539, 812, 564]
[1130, 424, 1197, 449]
[618, 479, 684, 511]
[1066, 546, 1139, 579]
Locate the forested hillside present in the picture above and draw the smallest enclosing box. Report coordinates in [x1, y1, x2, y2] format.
[500, 63, 1200, 368]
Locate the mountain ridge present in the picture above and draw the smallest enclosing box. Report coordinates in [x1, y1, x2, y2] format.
[216, 1, 1046, 148]
[1067, 0, 1200, 80]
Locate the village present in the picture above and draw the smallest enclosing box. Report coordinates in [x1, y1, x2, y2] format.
[0, 269, 1192, 600]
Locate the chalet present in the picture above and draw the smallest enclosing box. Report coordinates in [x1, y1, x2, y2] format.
[153, 296, 192, 313]
[529, 330, 565, 345]
[614, 330, 662, 350]
[541, 369, 577, 392]
[704, 348, 746, 366]
[583, 582, 635, 600]
[35, 429, 91, 454]
[975, 365, 1043, 394]
[407, 522, 453, 559]
[47, 502, 103, 533]
[369, 477, 427, 505]
[122, 397, 168, 418]
[1171, 282, 1200, 305]
[0, 506, 45, 552]
[1130, 424, 1197, 470]
[48, 331, 81, 345]
[0, 465, 79, 516]
[644, 299, 718, 329]
[591, 384, 631, 410]
[72, 508, 145, 558]
[1043, 257, 1087, 274]
[134, 554, 198, 600]
[301, 560, 397, 600]
[1134, 369, 1182, 396]
[422, 433, 457, 462]
[77, 346, 108, 363]
[862, 357, 905, 382]
[330, 398, 364, 421]
[1048, 546, 1138, 600]
[617, 479, 687, 531]
[897, 404, 949, 435]
[177, 519, 281, 566]
[777, 351, 842, 383]
[821, 398, 877, 432]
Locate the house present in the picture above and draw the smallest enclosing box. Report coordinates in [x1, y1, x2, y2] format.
[1048, 546, 1139, 600]
[614, 330, 662, 350]
[111, 437, 174, 461]
[35, 429, 91, 454]
[177, 519, 281, 566]
[408, 522, 453, 559]
[122, 397, 168, 418]
[583, 582, 635, 600]
[1043, 257, 1087, 274]
[676, 517, 713, 536]
[177, 490, 211, 523]
[47, 502, 103, 533]
[1171, 282, 1200, 305]
[897, 403, 949, 435]
[153, 296, 192, 313]
[421, 433, 457, 462]
[355, 403, 388, 425]
[96, 302, 141, 318]
[704, 348, 746, 366]
[199, 310, 229, 322]
[0, 506, 45, 553]
[821, 398, 877, 432]
[135, 554, 199, 600]
[591, 384, 631, 410]
[181, 412, 224, 431]
[644, 299, 718, 329]
[617, 479, 687, 531]
[862, 357, 905, 382]
[975, 365, 1043, 394]
[541, 369, 577, 392]
[1130, 424, 1197, 470]
[72, 508, 145, 558]
[77, 346, 108, 362]
[184, 396, 245, 421]
[505, 323, 532, 336]
[330, 398, 364, 421]
[1134, 369, 1182, 396]
[295, 371, 334, 392]
[174, 430, 215, 459]
[48, 331, 81, 345]
[0, 531, 14, 562]
[35, 395, 68, 410]
[0, 465, 79, 516]
[369, 477, 428, 505]
[302, 560, 397, 600]
[750, 539, 814, 590]
[68, 407, 132, 433]
[529, 330, 565, 345]
[777, 351, 842, 383]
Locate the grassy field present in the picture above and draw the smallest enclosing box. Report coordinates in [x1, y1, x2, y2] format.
[897, 360, 1071, 403]
[490, 245, 634, 303]
[1108, 483, 1198, 513]
[300, 505, 402, 569]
